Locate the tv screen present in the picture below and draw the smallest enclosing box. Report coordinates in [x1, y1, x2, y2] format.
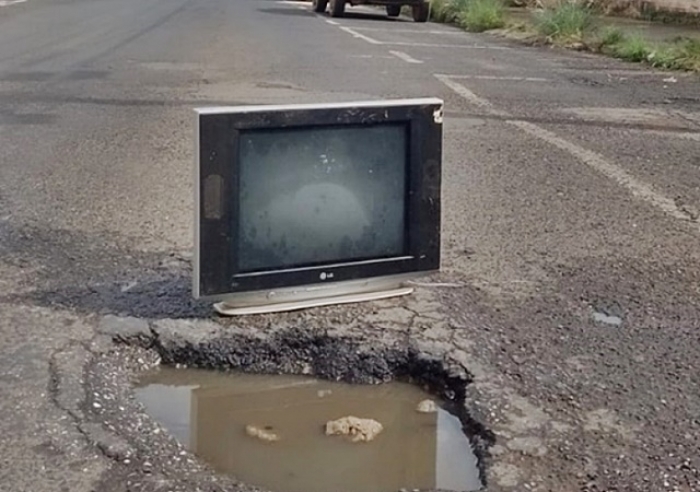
[238, 124, 408, 273]
[194, 98, 443, 312]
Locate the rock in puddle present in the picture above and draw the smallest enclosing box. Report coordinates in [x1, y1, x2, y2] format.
[325, 416, 383, 442]
[245, 425, 280, 442]
[416, 399, 438, 413]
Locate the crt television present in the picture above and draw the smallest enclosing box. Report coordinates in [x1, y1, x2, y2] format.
[194, 98, 443, 315]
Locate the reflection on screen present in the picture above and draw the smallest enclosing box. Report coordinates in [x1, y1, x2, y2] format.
[238, 124, 407, 272]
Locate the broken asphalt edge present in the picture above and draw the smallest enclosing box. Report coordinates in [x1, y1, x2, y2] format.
[88, 315, 495, 491]
[48, 304, 570, 492]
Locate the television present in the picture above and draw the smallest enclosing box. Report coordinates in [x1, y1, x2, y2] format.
[193, 98, 443, 315]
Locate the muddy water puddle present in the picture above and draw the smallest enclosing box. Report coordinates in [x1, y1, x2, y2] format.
[135, 367, 482, 492]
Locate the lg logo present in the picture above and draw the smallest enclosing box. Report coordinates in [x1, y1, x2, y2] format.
[319, 272, 334, 281]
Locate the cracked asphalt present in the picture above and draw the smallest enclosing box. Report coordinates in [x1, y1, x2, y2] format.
[1, 0, 699, 491]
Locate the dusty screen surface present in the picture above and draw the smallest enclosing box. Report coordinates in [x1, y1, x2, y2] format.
[237, 124, 408, 272]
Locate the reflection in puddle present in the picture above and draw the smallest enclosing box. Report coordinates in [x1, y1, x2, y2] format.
[135, 367, 482, 492]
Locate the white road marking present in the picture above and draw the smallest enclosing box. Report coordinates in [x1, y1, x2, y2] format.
[334, 28, 511, 50]
[435, 74, 700, 229]
[348, 54, 395, 59]
[386, 41, 512, 50]
[389, 50, 423, 64]
[338, 26, 382, 44]
[434, 74, 501, 112]
[0, 0, 28, 6]
[437, 74, 549, 82]
[352, 27, 466, 35]
[325, 19, 339, 25]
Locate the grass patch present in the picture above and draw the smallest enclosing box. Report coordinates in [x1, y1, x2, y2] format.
[599, 26, 624, 47]
[430, 0, 470, 23]
[669, 37, 700, 71]
[430, 0, 505, 30]
[612, 34, 652, 61]
[426, 0, 700, 72]
[596, 30, 700, 71]
[427, 0, 449, 22]
[459, 0, 506, 32]
[535, 1, 594, 43]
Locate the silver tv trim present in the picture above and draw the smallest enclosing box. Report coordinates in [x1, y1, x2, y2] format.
[193, 109, 201, 299]
[212, 272, 429, 315]
[195, 97, 444, 116]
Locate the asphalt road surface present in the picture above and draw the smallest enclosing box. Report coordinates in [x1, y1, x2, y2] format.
[1, 0, 699, 491]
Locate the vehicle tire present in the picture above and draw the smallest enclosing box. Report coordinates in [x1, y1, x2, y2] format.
[412, 1, 429, 22]
[312, 0, 328, 12]
[329, 0, 345, 17]
[386, 4, 401, 16]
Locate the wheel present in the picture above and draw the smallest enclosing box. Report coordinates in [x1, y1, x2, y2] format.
[386, 4, 401, 16]
[329, 0, 345, 17]
[412, 1, 429, 22]
[312, 0, 328, 12]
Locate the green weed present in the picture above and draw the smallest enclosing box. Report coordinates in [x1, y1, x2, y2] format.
[599, 26, 624, 47]
[428, 0, 450, 22]
[426, 0, 700, 72]
[669, 37, 700, 71]
[535, 1, 594, 42]
[430, 0, 470, 23]
[597, 31, 700, 71]
[459, 0, 506, 32]
[611, 34, 652, 61]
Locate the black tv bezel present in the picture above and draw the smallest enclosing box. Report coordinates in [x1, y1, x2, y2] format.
[195, 98, 443, 299]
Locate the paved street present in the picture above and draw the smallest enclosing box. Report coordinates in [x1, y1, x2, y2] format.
[0, 0, 699, 491]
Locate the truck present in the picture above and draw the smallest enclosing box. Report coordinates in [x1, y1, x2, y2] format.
[311, 0, 430, 22]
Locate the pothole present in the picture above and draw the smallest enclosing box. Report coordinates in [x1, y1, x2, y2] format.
[134, 366, 483, 492]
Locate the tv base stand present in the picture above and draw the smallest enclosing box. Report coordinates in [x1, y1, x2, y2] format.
[213, 285, 414, 316]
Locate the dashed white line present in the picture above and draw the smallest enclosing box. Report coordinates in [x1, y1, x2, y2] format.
[348, 54, 395, 59]
[438, 74, 550, 82]
[325, 19, 339, 25]
[351, 27, 466, 35]
[333, 29, 511, 50]
[338, 26, 382, 45]
[435, 74, 700, 230]
[0, 0, 28, 6]
[434, 74, 499, 112]
[386, 41, 512, 50]
[389, 50, 423, 64]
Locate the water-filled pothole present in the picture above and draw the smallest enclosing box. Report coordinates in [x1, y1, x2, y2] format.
[135, 366, 483, 492]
